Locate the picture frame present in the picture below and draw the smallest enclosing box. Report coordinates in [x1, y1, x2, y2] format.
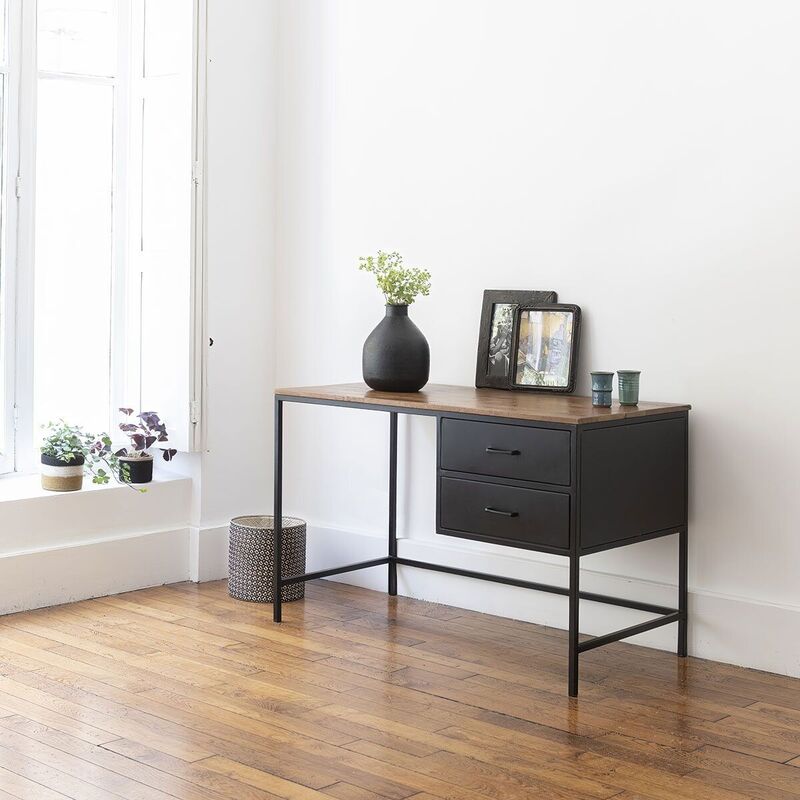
[475, 290, 558, 389]
[511, 304, 581, 393]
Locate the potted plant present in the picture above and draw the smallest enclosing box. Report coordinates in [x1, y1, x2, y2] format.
[41, 421, 128, 492]
[116, 409, 177, 484]
[359, 250, 432, 392]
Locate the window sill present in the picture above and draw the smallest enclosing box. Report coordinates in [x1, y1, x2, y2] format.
[0, 470, 190, 503]
[0, 469, 193, 557]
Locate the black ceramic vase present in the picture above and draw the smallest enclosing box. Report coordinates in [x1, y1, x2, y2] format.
[362, 305, 430, 392]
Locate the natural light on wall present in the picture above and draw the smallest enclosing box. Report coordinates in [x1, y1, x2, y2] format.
[32, 0, 194, 455]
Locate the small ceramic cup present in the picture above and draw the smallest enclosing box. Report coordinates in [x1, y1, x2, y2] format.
[617, 370, 641, 406]
[590, 372, 614, 408]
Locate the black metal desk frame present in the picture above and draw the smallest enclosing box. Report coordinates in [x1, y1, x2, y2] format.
[273, 393, 688, 697]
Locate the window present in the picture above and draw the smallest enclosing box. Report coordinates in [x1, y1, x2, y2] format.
[0, 0, 17, 475]
[0, 0, 202, 475]
[35, 0, 119, 437]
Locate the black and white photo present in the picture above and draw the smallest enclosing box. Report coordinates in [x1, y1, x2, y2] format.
[475, 289, 557, 388]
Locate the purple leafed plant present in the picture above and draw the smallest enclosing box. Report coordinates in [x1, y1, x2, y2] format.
[116, 408, 178, 462]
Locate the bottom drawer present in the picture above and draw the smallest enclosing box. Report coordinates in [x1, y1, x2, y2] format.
[438, 477, 570, 551]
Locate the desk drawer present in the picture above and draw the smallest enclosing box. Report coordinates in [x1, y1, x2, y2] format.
[439, 477, 570, 550]
[440, 418, 570, 486]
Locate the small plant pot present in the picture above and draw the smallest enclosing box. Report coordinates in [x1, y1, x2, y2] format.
[119, 454, 154, 484]
[41, 454, 85, 492]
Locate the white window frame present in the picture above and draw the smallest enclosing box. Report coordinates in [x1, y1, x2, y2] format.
[2, 0, 30, 475]
[0, 0, 12, 474]
[1, 0, 206, 476]
[37, 0, 131, 450]
[189, 0, 206, 452]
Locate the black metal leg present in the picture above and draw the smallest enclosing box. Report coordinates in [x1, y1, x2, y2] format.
[678, 527, 688, 657]
[388, 412, 398, 596]
[273, 397, 283, 623]
[568, 552, 579, 697]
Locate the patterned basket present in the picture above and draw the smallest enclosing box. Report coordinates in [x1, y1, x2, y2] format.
[228, 515, 306, 603]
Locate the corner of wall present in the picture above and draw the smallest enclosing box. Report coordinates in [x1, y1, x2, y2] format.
[189, 523, 229, 583]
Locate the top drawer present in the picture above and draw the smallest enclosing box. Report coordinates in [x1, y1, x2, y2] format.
[439, 418, 571, 486]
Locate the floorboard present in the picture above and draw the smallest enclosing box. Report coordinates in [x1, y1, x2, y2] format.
[0, 580, 797, 799]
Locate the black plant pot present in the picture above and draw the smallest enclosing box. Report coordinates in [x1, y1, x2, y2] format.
[362, 305, 430, 392]
[119, 455, 154, 484]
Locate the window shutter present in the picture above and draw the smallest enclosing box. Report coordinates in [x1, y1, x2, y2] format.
[125, 0, 202, 453]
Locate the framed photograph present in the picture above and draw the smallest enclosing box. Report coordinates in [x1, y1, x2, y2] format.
[475, 290, 557, 389]
[511, 304, 581, 393]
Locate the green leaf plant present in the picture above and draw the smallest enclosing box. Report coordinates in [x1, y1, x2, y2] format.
[41, 420, 142, 491]
[358, 250, 431, 306]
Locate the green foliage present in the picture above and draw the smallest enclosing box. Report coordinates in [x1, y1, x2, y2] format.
[40, 420, 86, 463]
[358, 251, 431, 306]
[41, 420, 141, 492]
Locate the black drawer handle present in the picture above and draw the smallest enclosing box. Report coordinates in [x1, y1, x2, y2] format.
[484, 506, 518, 518]
[485, 447, 521, 456]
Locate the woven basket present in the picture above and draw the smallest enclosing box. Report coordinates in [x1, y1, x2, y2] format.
[228, 515, 306, 603]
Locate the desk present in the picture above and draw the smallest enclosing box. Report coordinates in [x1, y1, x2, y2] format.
[273, 383, 690, 696]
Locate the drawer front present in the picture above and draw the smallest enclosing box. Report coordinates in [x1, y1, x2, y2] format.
[440, 418, 570, 486]
[439, 477, 570, 550]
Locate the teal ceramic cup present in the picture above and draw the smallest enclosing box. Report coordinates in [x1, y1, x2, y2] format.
[590, 372, 614, 407]
[617, 370, 641, 406]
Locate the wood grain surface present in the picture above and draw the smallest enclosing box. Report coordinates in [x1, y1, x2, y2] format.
[275, 383, 691, 425]
[0, 580, 796, 798]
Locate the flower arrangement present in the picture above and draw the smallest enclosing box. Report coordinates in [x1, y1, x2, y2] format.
[358, 250, 431, 306]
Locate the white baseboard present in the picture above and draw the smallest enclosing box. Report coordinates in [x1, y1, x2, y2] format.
[23, 519, 794, 681]
[304, 525, 800, 679]
[189, 524, 230, 582]
[0, 527, 191, 616]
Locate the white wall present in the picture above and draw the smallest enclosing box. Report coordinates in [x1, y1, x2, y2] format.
[274, 0, 800, 676]
[193, 0, 278, 574]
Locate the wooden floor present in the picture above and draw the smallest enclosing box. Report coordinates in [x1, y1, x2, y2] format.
[0, 582, 799, 799]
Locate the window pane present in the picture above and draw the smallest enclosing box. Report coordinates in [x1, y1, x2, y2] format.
[34, 79, 113, 436]
[38, 0, 117, 77]
[144, 0, 192, 77]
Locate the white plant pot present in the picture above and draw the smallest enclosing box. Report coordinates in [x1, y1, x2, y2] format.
[41, 454, 85, 492]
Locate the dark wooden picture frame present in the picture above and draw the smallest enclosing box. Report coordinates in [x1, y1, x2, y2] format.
[475, 290, 557, 389]
[510, 304, 581, 393]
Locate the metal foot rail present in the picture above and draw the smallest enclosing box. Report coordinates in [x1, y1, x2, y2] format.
[281, 557, 390, 586]
[393, 556, 678, 617]
[578, 611, 682, 653]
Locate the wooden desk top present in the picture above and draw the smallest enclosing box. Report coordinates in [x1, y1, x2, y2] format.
[275, 383, 690, 425]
